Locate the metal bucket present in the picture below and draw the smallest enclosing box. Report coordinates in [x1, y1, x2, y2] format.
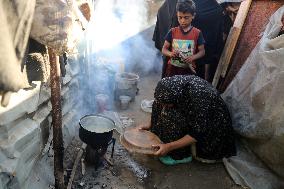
[114, 72, 139, 101]
[115, 72, 139, 90]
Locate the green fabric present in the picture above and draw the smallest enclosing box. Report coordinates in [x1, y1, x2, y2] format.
[159, 155, 192, 165]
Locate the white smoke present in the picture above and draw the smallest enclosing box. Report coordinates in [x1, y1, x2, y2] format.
[87, 0, 148, 52]
[77, 0, 162, 113]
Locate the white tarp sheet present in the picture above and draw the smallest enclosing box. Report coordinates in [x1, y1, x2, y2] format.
[222, 6, 284, 189]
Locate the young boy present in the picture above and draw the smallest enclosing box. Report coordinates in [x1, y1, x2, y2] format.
[162, 0, 205, 77]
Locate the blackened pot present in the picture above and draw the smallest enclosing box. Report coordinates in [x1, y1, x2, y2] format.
[79, 115, 115, 150]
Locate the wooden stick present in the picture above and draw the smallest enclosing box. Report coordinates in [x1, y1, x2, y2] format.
[212, 0, 252, 87]
[81, 158, 86, 175]
[67, 143, 87, 189]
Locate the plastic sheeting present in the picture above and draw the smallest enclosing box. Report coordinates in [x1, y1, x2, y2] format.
[222, 6, 284, 189]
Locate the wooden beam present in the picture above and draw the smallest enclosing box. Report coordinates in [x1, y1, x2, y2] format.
[212, 0, 252, 87]
[212, 27, 241, 87]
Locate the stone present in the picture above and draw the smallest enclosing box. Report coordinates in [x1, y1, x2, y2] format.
[0, 116, 28, 141]
[0, 82, 41, 125]
[61, 85, 70, 98]
[66, 60, 80, 77]
[62, 72, 72, 85]
[32, 103, 52, 124]
[38, 83, 51, 105]
[0, 118, 40, 158]
[0, 118, 41, 189]
[62, 110, 78, 147]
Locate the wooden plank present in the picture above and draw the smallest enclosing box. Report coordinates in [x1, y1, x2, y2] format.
[220, 28, 242, 78]
[212, 27, 241, 87]
[212, 0, 252, 87]
[222, 0, 253, 78]
[233, 0, 252, 28]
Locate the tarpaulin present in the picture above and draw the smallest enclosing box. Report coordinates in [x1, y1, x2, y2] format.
[223, 6, 284, 189]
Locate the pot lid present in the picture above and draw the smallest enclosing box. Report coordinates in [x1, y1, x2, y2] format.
[120, 128, 162, 155]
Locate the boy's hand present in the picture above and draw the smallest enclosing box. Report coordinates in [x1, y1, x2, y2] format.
[170, 50, 179, 58]
[184, 55, 195, 64]
[181, 55, 196, 74]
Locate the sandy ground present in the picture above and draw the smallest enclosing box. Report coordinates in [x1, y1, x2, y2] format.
[69, 73, 242, 189]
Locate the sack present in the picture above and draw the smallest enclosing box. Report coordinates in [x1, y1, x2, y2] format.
[0, 0, 34, 92]
[30, 0, 87, 54]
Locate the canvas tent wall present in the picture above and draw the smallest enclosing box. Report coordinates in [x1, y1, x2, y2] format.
[220, 3, 284, 189]
[215, 0, 283, 91]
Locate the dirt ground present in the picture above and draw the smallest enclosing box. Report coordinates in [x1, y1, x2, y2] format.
[69, 74, 242, 189]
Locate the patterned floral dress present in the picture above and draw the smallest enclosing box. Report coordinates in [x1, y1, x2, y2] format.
[150, 75, 236, 160]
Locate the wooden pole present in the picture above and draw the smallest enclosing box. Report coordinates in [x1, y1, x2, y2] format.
[212, 0, 252, 88]
[48, 48, 65, 189]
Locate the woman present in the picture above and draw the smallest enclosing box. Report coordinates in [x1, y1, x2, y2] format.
[140, 75, 236, 165]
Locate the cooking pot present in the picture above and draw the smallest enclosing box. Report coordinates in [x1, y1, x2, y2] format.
[79, 115, 115, 150]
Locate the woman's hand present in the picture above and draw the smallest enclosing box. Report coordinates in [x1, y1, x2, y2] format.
[152, 135, 197, 157]
[152, 143, 172, 156]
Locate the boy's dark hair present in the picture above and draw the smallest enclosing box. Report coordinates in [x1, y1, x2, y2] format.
[176, 0, 196, 15]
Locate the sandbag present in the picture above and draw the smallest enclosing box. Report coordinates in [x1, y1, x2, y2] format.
[30, 0, 87, 55]
[0, 0, 34, 92]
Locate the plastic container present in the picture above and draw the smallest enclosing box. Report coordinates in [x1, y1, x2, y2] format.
[119, 95, 131, 110]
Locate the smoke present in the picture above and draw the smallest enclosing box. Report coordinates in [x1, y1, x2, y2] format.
[87, 0, 148, 52]
[77, 0, 162, 114]
[85, 0, 161, 73]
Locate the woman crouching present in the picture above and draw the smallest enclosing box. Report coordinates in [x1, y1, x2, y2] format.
[140, 75, 236, 165]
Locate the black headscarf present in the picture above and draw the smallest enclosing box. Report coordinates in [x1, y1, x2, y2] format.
[154, 76, 188, 105]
